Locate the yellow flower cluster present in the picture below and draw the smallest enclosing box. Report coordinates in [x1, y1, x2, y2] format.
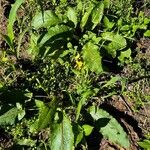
[75, 53, 83, 69]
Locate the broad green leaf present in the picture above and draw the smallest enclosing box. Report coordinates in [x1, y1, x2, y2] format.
[117, 18, 123, 27]
[103, 0, 110, 8]
[103, 44, 117, 58]
[37, 99, 58, 130]
[33, 98, 58, 131]
[17, 109, 25, 121]
[67, 7, 77, 27]
[138, 140, 150, 149]
[82, 42, 103, 74]
[76, 89, 94, 121]
[102, 76, 122, 88]
[28, 32, 39, 59]
[88, 106, 130, 148]
[32, 10, 61, 29]
[82, 124, 94, 136]
[73, 124, 83, 146]
[7, 0, 24, 42]
[102, 32, 127, 57]
[39, 25, 71, 46]
[16, 103, 25, 121]
[144, 18, 150, 25]
[80, 4, 94, 30]
[103, 16, 114, 29]
[91, 2, 104, 29]
[120, 25, 130, 31]
[102, 32, 126, 48]
[0, 107, 18, 125]
[49, 112, 74, 150]
[144, 30, 150, 37]
[118, 49, 132, 64]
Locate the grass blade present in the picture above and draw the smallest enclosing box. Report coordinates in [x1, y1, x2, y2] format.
[7, 0, 24, 42]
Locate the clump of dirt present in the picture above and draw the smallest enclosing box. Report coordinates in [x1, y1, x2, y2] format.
[100, 139, 128, 150]
[0, 128, 13, 149]
[0, 0, 9, 49]
[135, 103, 150, 135]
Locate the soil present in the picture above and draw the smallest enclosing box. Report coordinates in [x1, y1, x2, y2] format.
[0, 0, 8, 49]
[0, 0, 150, 150]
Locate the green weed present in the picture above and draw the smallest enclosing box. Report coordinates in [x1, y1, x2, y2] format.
[0, 0, 150, 149]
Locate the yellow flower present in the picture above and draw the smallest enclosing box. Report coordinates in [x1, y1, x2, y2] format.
[75, 53, 83, 69]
